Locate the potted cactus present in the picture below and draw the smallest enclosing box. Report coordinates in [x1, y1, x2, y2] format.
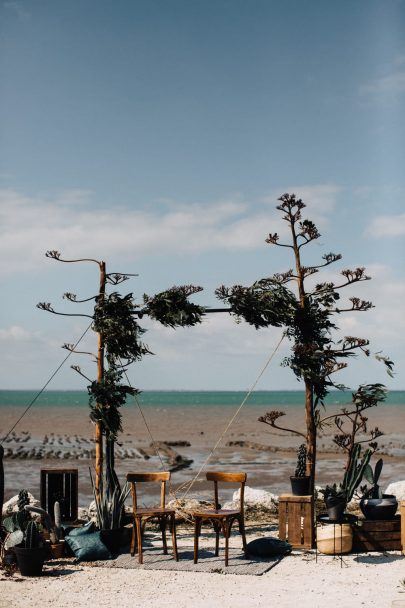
[25, 501, 65, 559]
[13, 520, 46, 576]
[290, 444, 311, 496]
[2, 489, 47, 576]
[359, 459, 398, 520]
[320, 443, 373, 521]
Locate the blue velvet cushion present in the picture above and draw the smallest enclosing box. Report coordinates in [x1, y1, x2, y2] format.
[66, 521, 95, 537]
[64, 530, 112, 562]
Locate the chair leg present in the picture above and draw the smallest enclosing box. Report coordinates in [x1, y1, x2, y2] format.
[193, 517, 201, 564]
[239, 517, 247, 555]
[135, 516, 143, 564]
[130, 519, 136, 557]
[171, 513, 179, 561]
[160, 516, 168, 555]
[223, 519, 230, 567]
[213, 520, 220, 557]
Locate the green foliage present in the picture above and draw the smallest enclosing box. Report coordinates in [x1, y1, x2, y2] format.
[342, 443, 373, 503]
[88, 364, 139, 441]
[93, 292, 151, 363]
[143, 285, 204, 328]
[215, 279, 296, 329]
[216, 193, 391, 410]
[294, 444, 307, 478]
[361, 458, 384, 499]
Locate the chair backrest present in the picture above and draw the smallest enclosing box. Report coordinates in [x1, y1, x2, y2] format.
[206, 471, 247, 513]
[126, 472, 171, 510]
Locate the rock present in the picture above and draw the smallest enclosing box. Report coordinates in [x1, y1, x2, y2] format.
[385, 480, 405, 501]
[2, 492, 39, 516]
[222, 486, 279, 514]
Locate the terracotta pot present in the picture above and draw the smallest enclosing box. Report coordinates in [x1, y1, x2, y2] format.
[50, 541, 65, 559]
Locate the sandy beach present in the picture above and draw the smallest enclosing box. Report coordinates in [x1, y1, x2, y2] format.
[2, 399, 405, 505]
[1, 527, 405, 608]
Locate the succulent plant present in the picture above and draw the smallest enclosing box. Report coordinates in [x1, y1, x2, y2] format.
[360, 458, 384, 499]
[294, 444, 307, 478]
[24, 520, 42, 549]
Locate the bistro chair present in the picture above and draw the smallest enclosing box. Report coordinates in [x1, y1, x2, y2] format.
[192, 471, 247, 566]
[126, 472, 179, 564]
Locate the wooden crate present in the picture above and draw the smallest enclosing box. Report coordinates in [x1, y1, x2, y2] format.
[352, 516, 401, 552]
[40, 468, 78, 522]
[278, 494, 314, 549]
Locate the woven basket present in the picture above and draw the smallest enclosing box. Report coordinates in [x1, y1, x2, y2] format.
[317, 523, 353, 555]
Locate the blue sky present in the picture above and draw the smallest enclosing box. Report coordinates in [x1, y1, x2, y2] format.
[0, 0, 404, 391]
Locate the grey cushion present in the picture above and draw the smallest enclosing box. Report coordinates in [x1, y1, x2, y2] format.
[64, 531, 112, 562]
[246, 537, 292, 557]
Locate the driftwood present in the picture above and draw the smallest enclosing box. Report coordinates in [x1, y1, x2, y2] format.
[150, 441, 193, 471]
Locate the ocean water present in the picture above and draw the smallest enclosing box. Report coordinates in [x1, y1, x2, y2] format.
[0, 389, 404, 409]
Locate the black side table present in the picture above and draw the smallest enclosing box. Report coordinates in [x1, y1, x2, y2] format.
[316, 513, 358, 567]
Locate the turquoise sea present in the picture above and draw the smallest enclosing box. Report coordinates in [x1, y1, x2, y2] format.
[0, 389, 404, 409]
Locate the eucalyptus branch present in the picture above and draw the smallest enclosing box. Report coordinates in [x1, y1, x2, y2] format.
[70, 365, 92, 382]
[106, 273, 138, 285]
[258, 411, 306, 438]
[45, 250, 101, 265]
[63, 292, 97, 303]
[36, 303, 93, 319]
[62, 344, 96, 358]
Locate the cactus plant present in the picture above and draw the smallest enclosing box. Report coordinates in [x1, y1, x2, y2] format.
[54, 501, 62, 537]
[24, 520, 42, 549]
[361, 458, 384, 499]
[294, 444, 307, 478]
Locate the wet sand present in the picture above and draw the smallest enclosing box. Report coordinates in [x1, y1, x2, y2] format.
[1, 401, 405, 505]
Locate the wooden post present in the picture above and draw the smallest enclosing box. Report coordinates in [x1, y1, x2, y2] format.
[95, 261, 106, 497]
[401, 501, 405, 555]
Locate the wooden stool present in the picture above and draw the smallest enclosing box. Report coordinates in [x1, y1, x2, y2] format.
[278, 493, 314, 549]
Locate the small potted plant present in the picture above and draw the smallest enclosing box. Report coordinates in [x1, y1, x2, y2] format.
[359, 458, 398, 520]
[290, 444, 311, 495]
[2, 489, 46, 576]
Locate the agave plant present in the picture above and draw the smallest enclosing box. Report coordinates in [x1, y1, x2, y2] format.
[89, 468, 130, 530]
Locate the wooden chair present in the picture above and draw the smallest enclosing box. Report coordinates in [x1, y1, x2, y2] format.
[126, 472, 178, 564]
[192, 471, 247, 566]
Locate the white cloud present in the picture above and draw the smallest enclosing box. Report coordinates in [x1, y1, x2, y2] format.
[0, 325, 33, 341]
[361, 56, 405, 100]
[366, 213, 405, 237]
[0, 186, 339, 276]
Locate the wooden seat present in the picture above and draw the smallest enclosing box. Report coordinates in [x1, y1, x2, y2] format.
[126, 472, 179, 564]
[192, 471, 247, 566]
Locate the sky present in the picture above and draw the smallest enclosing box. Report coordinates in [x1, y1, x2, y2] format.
[0, 0, 404, 392]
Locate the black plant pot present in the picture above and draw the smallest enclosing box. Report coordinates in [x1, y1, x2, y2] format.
[100, 528, 129, 554]
[325, 496, 347, 522]
[290, 476, 311, 496]
[14, 546, 46, 576]
[360, 494, 398, 520]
